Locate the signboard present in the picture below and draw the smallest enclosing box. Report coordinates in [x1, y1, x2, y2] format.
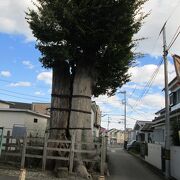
[12, 124, 27, 138]
[173, 54, 180, 79]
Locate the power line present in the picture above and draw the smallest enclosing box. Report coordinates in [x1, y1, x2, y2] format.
[166, 0, 180, 23]
[167, 25, 180, 51]
[0, 92, 49, 102]
[128, 58, 163, 114]
[127, 103, 152, 121]
[0, 88, 50, 100]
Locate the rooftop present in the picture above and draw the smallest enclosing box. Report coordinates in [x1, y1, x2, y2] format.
[0, 108, 50, 118]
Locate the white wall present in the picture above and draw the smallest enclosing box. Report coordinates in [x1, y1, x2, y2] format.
[171, 146, 180, 180]
[145, 143, 162, 170]
[0, 102, 10, 108]
[0, 111, 48, 137]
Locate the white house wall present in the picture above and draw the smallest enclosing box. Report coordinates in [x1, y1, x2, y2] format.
[145, 143, 162, 170]
[0, 102, 10, 109]
[0, 111, 47, 137]
[171, 146, 180, 180]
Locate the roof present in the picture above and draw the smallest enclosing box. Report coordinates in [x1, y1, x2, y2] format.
[155, 108, 165, 115]
[133, 121, 150, 130]
[0, 108, 50, 118]
[141, 123, 154, 132]
[153, 107, 180, 124]
[9, 101, 32, 110]
[100, 127, 107, 133]
[0, 100, 14, 105]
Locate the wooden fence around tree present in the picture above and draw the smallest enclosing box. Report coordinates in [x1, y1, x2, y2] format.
[0, 131, 107, 175]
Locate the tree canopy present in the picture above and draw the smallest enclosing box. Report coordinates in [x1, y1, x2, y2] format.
[27, 0, 147, 96]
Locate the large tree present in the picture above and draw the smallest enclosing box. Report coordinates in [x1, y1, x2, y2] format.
[27, 0, 147, 178]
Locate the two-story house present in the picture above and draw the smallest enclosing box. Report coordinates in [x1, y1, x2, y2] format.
[152, 77, 180, 146]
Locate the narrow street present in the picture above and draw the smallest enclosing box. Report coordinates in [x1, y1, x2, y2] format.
[0, 176, 18, 180]
[107, 147, 165, 180]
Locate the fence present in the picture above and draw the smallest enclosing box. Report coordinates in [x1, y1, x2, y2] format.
[170, 146, 180, 180]
[0, 131, 107, 175]
[145, 143, 162, 170]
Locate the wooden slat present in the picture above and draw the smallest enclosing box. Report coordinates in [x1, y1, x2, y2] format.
[25, 154, 42, 159]
[2, 143, 21, 147]
[74, 158, 99, 163]
[69, 132, 75, 173]
[74, 149, 98, 154]
[76, 142, 100, 145]
[1, 152, 21, 157]
[26, 146, 43, 150]
[21, 136, 27, 168]
[42, 133, 48, 171]
[27, 137, 44, 140]
[46, 156, 69, 161]
[46, 147, 70, 152]
[47, 139, 71, 143]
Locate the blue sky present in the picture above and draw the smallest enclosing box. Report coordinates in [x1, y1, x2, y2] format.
[1, 0, 180, 130]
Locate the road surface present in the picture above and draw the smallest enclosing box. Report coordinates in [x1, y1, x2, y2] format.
[0, 175, 18, 180]
[107, 147, 165, 180]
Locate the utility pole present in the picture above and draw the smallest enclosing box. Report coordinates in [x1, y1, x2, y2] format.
[162, 22, 170, 178]
[120, 91, 127, 148]
[120, 91, 127, 131]
[107, 115, 110, 130]
[124, 91, 127, 132]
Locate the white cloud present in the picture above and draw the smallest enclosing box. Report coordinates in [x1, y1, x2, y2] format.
[0, 71, 11, 77]
[37, 72, 52, 85]
[0, 0, 35, 41]
[10, 81, 31, 87]
[22, 60, 34, 69]
[93, 95, 123, 110]
[136, 0, 180, 55]
[129, 62, 176, 87]
[35, 91, 45, 96]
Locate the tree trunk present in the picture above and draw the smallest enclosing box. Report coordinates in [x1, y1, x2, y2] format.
[49, 61, 71, 172]
[69, 65, 94, 179]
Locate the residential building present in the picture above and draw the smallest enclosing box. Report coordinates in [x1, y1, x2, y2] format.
[32, 102, 51, 115]
[0, 100, 101, 140]
[0, 100, 49, 137]
[152, 77, 180, 146]
[107, 129, 126, 144]
[133, 121, 152, 142]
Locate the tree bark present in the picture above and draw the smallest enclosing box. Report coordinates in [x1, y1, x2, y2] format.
[69, 65, 94, 179]
[48, 61, 71, 171]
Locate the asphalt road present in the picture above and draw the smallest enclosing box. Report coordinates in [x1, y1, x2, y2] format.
[0, 175, 18, 180]
[107, 147, 165, 180]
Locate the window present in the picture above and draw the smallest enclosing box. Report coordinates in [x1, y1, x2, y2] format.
[34, 118, 38, 123]
[177, 89, 180, 104]
[170, 93, 174, 106]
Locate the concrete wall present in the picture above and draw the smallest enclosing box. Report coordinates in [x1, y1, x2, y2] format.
[145, 143, 162, 170]
[171, 146, 180, 180]
[0, 102, 10, 108]
[0, 111, 48, 137]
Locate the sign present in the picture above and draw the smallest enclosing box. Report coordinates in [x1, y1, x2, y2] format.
[173, 54, 180, 79]
[12, 124, 27, 138]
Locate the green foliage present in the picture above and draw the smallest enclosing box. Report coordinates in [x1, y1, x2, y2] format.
[171, 119, 180, 146]
[26, 0, 147, 96]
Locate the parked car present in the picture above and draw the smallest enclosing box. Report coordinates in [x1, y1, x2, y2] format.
[127, 140, 137, 151]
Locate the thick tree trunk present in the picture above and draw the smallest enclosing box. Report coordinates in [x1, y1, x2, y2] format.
[49, 62, 71, 172]
[69, 65, 94, 179]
